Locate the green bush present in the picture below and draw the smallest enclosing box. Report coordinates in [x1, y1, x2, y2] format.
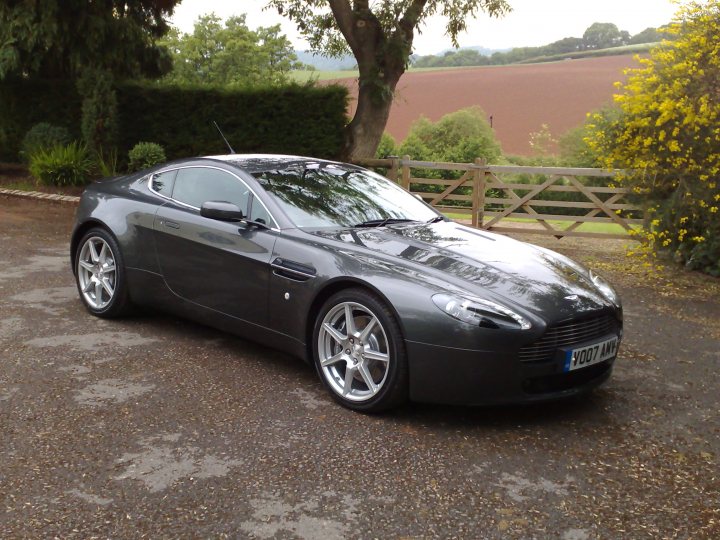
[29, 142, 94, 187]
[128, 142, 166, 172]
[20, 123, 72, 162]
[375, 133, 397, 158]
[399, 107, 502, 181]
[77, 69, 118, 153]
[95, 147, 119, 177]
[0, 79, 348, 162]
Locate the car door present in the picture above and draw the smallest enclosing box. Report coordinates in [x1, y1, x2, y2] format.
[152, 166, 278, 326]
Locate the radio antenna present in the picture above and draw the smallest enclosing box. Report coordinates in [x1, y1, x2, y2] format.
[212, 121, 236, 154]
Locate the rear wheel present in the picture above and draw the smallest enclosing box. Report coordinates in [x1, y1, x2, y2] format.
[313, 288, 408, 412]
[75, 228, 131, 318]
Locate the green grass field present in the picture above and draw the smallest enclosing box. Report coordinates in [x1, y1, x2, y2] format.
[289, 63, 518, 83]
[442, 214, 638, 235]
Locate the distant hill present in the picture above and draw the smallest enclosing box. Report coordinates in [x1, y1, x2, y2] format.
[295, 46, 506, 71]
[412, 23, 666, 68]
[294, 51, 356, 71]
[432, 45, 508, 56]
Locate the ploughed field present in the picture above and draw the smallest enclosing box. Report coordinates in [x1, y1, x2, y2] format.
[328, 55, 641, 155]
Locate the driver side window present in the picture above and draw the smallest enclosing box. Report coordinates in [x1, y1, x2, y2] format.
[172, 167, 250, 214]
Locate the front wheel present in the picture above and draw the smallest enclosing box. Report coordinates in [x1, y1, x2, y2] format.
[312, 288, 408, 412]
[75, 228, 132, 318]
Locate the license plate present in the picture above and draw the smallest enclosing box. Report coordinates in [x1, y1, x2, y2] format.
[564, 336, 618, 372]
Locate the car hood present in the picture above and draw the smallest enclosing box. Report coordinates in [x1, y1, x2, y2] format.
[310, 221, 615, 321]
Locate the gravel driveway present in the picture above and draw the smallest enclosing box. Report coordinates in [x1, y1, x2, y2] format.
[1, 196, 718, 538]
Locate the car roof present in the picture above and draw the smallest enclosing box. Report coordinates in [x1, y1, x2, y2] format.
[201, 154, 353, 174]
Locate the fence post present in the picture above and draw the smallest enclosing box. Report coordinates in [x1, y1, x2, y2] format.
[388, 156, 400, 183]
[472, 158, 486, 228]
[401, 155, 411, 190]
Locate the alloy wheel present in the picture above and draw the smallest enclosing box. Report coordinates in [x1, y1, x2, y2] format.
[317, 301, 391, 402]
[77, 236, 117, 310]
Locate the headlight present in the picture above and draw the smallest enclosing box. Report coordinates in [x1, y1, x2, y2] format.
[589, 270, 620, 307]
[432, 293, 532, 330]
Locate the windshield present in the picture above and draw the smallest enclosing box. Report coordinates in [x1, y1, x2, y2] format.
[252, 165, 439, 228]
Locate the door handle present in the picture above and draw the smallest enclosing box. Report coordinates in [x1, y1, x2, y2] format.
[162, 220, 180, 229]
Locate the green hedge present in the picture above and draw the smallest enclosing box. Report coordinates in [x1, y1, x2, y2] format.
[0, 80, 348, 162]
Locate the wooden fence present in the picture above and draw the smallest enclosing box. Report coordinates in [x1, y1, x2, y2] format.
[354, 156, 644, 240]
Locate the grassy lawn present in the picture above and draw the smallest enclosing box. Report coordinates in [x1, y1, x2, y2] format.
[442, 213, 639, 235]
[289, 64, 518, 83]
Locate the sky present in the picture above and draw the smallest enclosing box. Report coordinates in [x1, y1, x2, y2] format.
[170, 0, 678, 56]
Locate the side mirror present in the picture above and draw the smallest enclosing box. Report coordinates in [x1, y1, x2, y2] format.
[200, 201, 244, 221]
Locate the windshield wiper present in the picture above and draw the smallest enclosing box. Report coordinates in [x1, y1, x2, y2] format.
[426, 215, 445, 224]
[353, 218, 417, 228]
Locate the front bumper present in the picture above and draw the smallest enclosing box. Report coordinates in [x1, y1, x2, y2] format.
[406, 337, 618, 406]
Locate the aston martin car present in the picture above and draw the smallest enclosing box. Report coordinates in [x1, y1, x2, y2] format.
[70, 154, 623, 412]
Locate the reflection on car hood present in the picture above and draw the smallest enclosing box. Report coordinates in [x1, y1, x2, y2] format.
[310, 221, 613, 320]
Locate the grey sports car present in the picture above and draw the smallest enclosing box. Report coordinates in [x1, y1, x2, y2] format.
[71, 154, 623, 412]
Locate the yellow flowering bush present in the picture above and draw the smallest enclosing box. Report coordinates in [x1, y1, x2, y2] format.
[585, 1, 720, 276]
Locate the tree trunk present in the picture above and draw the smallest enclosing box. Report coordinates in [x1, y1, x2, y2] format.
[341, 78, 398, 161]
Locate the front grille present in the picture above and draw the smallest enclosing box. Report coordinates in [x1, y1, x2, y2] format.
[519, 314, 618, 363]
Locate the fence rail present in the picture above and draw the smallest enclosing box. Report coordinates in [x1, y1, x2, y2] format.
[353, 156, 644, 240]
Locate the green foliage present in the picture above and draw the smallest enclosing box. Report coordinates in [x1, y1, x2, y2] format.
[582, 23, 630, 50]
[95, 147, 119, 177]
[585, 1, 720, 276]
[0, 0, 177, 80]
[528, 124, 557, 156]
[399, 107, 502, 166]
[128, 142, 166, 172]
[412, 23, 663, 68]
[558, 107, 621, 167]
[375, 133, 397, 158]
[20, 123, 72, 163]
[29, 142, 93, 187]
[0, 79, 349, 162]
[78, 69, 118, 153]
[161, 14, 300, 87]
[628, 27, 663, 45]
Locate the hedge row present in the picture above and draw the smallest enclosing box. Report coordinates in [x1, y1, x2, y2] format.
[0, 80, 349, 162]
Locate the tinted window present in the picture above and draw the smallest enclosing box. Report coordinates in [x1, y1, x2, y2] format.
[253, 166, 437, 228]
[151, 170, 176, 196]
[172, 168, 250, 212]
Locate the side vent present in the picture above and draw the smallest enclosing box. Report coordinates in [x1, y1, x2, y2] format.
[271, 258, 316, 282]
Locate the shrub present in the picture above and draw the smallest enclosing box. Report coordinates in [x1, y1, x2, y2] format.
[20, 123, 72, 162]
[399, 107, 502, 173]
[0, 80, 348, 162]
[585, 1, 720, 276]
[29, 142, 94, 187]
[95, 147, 119, 177]
[77, 69, 118, 153]
[375, 133, 397, 158]
[128, 142, 166, 172]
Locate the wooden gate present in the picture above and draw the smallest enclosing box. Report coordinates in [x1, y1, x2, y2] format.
[354, 157, 644, 240]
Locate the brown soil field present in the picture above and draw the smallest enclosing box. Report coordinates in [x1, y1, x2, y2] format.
[328, 54, 642, 156]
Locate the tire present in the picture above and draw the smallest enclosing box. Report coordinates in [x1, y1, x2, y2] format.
[74, 227, 132, 318]
[312, 288, 408, 412]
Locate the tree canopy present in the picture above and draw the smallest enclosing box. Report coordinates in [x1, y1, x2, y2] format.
[160, 14, 302, 87]
[582, 22, 630, 50]
[267, 0, 511, 159]
[585, 1, 720, 276]
[0, 0, 179, 80]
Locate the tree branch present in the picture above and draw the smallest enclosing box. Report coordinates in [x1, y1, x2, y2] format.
[399, 0, 429, 37]
[328, 0, 359, 53]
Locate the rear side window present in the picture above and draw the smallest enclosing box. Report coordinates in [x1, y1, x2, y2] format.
[150, 170, 177, 196]
[172, 167, 250, 212]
